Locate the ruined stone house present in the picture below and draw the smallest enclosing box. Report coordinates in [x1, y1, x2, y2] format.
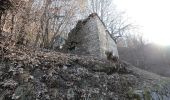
[63, 13, 119, 59]
[53, 35, 65, 49]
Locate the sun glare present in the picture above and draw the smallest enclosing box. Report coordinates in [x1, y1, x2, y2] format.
[114, 0, 170, 46]
[145, 33, 170, 46]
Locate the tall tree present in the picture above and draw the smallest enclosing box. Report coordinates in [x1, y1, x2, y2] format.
[0, 0, 12, 33]
[87, 0, 132, 43]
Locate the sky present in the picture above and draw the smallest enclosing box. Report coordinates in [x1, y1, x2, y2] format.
[114, 0, 170, 46]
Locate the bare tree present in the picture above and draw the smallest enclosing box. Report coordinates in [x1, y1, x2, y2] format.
[16, 0, 34, 45]
[39, 0, 79, 48]
[0, 0, 134, 49]
[86, 0, 133, 43]
[87, 0, 112, 21]
[1, 0, 79, 48]
[0, 0, 13, 33]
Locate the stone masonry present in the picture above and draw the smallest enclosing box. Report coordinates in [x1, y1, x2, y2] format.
[63, 13, 119, 59]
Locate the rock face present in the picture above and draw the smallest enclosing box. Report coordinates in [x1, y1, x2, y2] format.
[64, 13, 119, 59]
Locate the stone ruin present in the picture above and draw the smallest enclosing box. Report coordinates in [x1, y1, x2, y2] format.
[63, 13, 119, 59]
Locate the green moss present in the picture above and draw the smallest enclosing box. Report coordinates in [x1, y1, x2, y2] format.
[152, 84, 161, 91]
[127, 88, 143, 100]
[127, 86, 159, 100]
[151, 79, 170, 92]
[143, 88, 151, 100]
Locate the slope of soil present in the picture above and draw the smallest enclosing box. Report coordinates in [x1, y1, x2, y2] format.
[0, 34, 170, 100]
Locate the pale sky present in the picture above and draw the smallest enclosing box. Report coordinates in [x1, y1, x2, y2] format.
[114, 0, 170, 46]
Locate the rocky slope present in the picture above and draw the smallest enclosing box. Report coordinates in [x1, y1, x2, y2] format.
[0, 34, 170, 100]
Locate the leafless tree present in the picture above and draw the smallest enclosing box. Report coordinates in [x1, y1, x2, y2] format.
[0, 0, 135, 49]
[0, 0, 13, 33]
[39, 0, 78, 48]
[86, 0, 133, 43]
[1, 0, 79, 48]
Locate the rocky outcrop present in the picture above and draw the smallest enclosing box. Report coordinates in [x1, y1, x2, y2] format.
[63, 13, 119, 59]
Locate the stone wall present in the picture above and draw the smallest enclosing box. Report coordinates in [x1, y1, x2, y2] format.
[96, 17, 119, 58]
[64, 13, 119, 59]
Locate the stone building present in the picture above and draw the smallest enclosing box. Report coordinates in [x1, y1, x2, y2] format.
[64, 13, 119, 59]
[52, 35, 65, 50]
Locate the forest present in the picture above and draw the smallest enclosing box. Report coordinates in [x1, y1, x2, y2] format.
[0, 0, 131, 48]
[0, 0, 170, 100]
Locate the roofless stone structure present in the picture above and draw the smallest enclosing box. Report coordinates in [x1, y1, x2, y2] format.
[64, 13, 119, 59]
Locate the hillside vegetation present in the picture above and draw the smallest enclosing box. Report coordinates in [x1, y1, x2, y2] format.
[1, 33, 170, 100]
